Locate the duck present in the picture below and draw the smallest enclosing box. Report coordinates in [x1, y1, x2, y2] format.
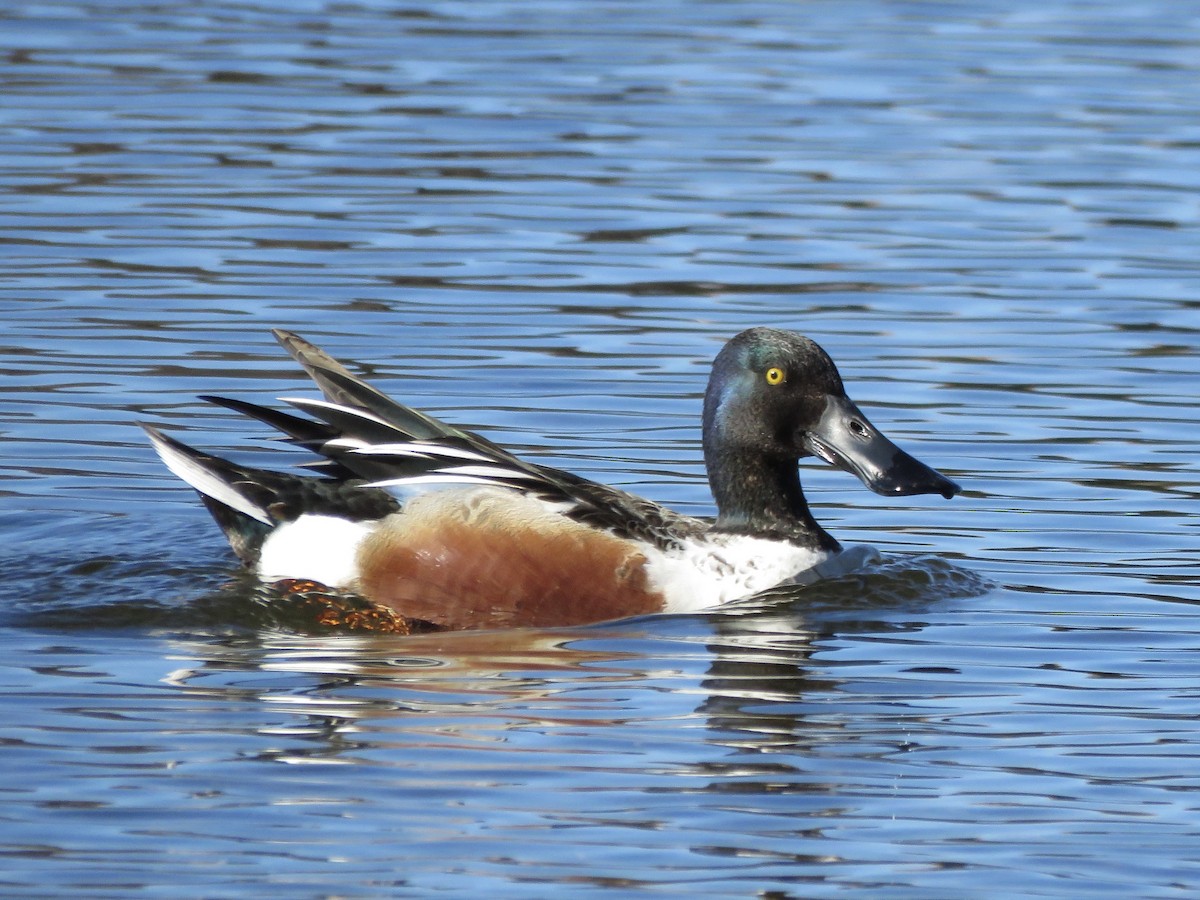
[143, 327, 959, 631]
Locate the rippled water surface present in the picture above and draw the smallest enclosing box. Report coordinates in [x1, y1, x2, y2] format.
[2, 1, 1198, 895]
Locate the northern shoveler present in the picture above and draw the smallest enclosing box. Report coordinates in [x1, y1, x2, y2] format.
[144, 327, 959, 630]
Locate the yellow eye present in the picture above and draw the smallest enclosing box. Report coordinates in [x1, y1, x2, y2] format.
[765, 366, 786, 386]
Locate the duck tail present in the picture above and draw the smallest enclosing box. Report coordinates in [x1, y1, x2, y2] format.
[141, 424, 398, 565]
[142, 424, 279, 563]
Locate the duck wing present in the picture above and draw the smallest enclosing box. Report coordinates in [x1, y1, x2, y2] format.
[239, 330, 707, 549]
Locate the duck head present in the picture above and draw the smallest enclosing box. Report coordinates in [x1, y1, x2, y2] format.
[702, 327, 959, 549]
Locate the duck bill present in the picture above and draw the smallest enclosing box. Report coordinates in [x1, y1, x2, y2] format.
[802, 395, 960, 499]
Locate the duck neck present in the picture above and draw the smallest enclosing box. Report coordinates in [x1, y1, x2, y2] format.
[706, 448, 841, 553]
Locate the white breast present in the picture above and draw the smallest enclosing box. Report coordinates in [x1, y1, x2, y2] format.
[642, 534, 833, 614]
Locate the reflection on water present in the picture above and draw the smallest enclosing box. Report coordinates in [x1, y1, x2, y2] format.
[2, 0, 1199, 895]
[11, 556, 1191, 895]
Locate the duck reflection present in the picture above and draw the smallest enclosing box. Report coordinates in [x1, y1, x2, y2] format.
[156, 554, 987, 767]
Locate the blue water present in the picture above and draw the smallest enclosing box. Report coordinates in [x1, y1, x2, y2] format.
[2, 1, 1198, 895]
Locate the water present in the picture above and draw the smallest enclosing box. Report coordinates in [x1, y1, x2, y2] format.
[2, 1, 1198, 895]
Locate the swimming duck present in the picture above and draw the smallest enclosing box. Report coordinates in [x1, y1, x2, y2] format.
[144, 327, 959, 630]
